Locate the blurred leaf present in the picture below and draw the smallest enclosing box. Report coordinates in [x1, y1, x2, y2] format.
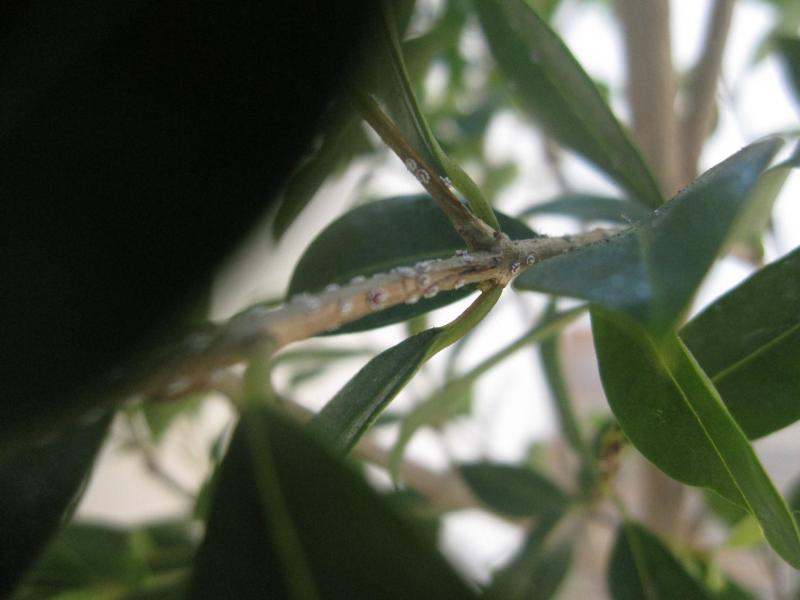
[288, 194, 535, 333]
[681, 245, 800, 438]
[777, 36, 800, 110]
[389, 306, 585, 478]
[518, 193, 651, 224]
[474, 0, 663, 207]
[483, 512, 572, 600]
[459, 463, 568, 518]
[515, 139, 783, 335]
[187, 406, 477, 599]
[15, 520, 194, 600]
[703, 489, 748, 527]
[312, 288, 501, 453]
[592, 310, 800, 568]
[140, 393, 205, 443]
[608, 521, 712, 599]
[0, 416, 110, 598]
[726, 515, 765, 548]
[361, 1, 499, 228]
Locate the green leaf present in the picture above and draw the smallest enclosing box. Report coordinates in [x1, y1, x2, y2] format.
[288, 194, 535, 333]
[187, 406, 477, 599]
[592, 309, 800, 567]
[518, 193, 651, 224]
[362, 2, 500, 229]
[312, 288, 501, 453]
[459, 463, 568, 517]
[0, 416, 110, 598]
[608, 521, 712, 600]
[483, 512, 572, 600]
[777, 36, 800, 110]
[515, 139, 783, 334]
[474, 0, 663, 207]
[681, 246, 800, 439]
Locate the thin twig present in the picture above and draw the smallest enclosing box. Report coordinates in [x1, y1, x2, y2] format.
[679, 0, 735, 185]
[348, 88, 500, 251]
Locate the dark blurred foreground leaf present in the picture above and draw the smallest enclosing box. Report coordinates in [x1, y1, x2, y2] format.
[484, 512, 572, 600]
[608, 521, 712, 599]
[459, 463, 567, 518]
[288, 195, 535, 333]
[0, 415, 110, 598]
[474, 0, 663, 207]
[518, 193, 651, 224]
[592, 309, 800, 568]
[682, 245, 800, 438]
[778, 36, 800, 110]
[188, 406, 477, 599]
[516, 139, 782, 334]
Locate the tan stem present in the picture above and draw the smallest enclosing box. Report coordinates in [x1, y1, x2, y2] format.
[617, 0, 680, 196]
[679, 0, 735, 186]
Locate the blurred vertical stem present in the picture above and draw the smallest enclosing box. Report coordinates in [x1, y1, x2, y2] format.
[539, 328, 597, 492]
[616, 0, 684, 535]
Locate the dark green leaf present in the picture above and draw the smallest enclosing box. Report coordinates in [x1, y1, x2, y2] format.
[484, 512, 572, 600]
[518, 193, 651, 224]
[312, 288, 501, 453]
[608, 521, 712, 600]
[459, 463, 568, 517]
[592, 309, 800, 567]
[188, 406, 477, 599]
[311, 329, 445, 452]
[682, 245, 800, 438]
[474, 0, 663, 207]
[288, 195, 535, 333]
[777, 36, 800, 110]
[0, 416, 110, 598]
[516, 139, 783, 334]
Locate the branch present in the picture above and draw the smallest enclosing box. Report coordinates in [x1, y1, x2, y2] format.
[679, 0, 735, 185]
[348, 89, 500, 251]
[617, 0, 680, 196]
[140, 228, 618, 401]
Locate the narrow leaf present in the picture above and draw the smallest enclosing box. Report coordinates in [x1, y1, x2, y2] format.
[592, 310, 800, 567]
[608, 521, 712, 599]
[459, 463, 567, 517]
[516, 139, 783, 334]
[474, 0, 663, 207]
[518, 193, 651, 224]
[682, 245, 800, 438]
[312, 288, 501, 453]
[777, 36, 800, 110]
[0, 416, 110, 597]
[288, 195, 535, 333]
[188, 406, 477, 599]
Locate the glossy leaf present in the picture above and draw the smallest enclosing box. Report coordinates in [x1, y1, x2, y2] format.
[474, 0, 663, 207]
[0, 415, 110, 598]
[681, 246, 800, 439]
[518, 193, 651, 224]
[187, 406, 477, 599]
[312, 288, 501, 453]
[459, 463, 568, 517]
[483, 512, 572, 600]
[288, 195, 535, 333]
[516, 139, 783, 334]
[592, 309, 800, 567]
[608, 521, 712, 599]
